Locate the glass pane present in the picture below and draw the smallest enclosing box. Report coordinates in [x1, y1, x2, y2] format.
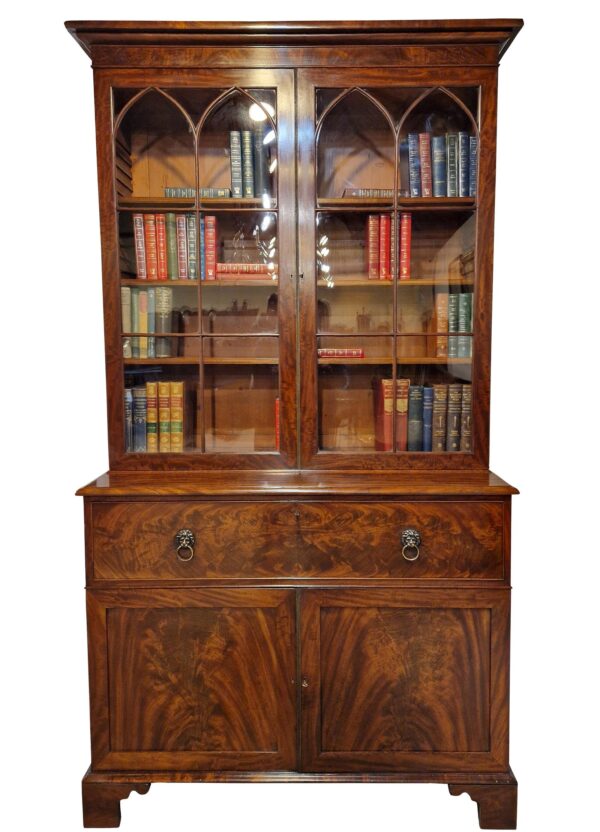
[393, 375, 472, 453]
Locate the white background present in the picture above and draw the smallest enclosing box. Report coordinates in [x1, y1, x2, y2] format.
[1, 1, 598, 830]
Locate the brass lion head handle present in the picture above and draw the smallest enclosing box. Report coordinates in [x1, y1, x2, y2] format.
[174, 529, 195, 562]
[401, 529, 421, 562]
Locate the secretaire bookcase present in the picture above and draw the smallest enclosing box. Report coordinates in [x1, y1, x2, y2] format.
[67, 19, 523, 829]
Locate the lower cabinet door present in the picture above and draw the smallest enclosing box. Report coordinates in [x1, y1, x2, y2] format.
[88, 588, 296, 771]
[300, 588, 509, 773]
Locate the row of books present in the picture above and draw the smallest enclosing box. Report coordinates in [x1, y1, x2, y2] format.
[435, 292, 473, 359]
[374, 380, 472, 452]
[121, 286, 179, 358]
[408, 132, 478, 198]
[229, 126, 271, 199]
[125, 381, 187, 453]
[366, 213, 413, 280]
[164, 187, 231, 198]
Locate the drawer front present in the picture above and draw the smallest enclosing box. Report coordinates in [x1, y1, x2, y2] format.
[90, 499, 504, 581]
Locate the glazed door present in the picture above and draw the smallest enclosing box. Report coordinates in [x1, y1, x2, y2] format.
[87, 588, 296, 771]
[299, 588, 509, 772]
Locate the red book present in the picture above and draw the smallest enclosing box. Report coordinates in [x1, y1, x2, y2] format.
[132, 213, 147, 279]
[374, 379, 394, 451]
[318, 348, 364, 358]
[379, 214, 391, 280]
[419, 132, 433, 197]
[142, 214, 158, 280]
[367, 214, 379, 279]
[396, 378, 410, 451]
[399, 213, 412, 281]
[204, 215, 217, 280]
[275, 397, 280, 451]
[176, 215, 188, 279]
[155, 214, 168, 281]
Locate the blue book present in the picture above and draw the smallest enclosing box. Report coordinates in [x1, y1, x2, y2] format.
[432, 135, 447, 197]
[469, 136, 478, 197]
[407, 385, 424, 451]
[446, 133, 458, 197]
[132, 387, 147, 453]
[124, 388, 133, 452]
[147, 287, 156, 359]
[408, 133, 421, 197]
[200, 216, 205, 280]
[458, 132, 470, 197]
[422, 387, 433, 451]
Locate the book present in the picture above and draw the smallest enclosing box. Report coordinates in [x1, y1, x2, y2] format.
[124, 388, 133, 452]
[435, 291, 449, 357]
[448, 293, 459, 358]
[457, 292, 473, 358]
[399, 212, 411, 280]
[131, 288, 140, 358]
[374, 379, 394, 451]
[458, 132, 470, 197]
[469, 136, 478, 197]
[132, 214, 147, 279]
[147, 287, 156, 359]
[318, 348, 364, 358]
[155, 213, 168, 280]
[216, 262, 273, 275]
[164, 187, 232, 198]
[379, 214, 391, 280]
[432, 384, 448, 451]
[186, 213, 198, 280]
[137, 289, 148, 358]
[422, 387, 434, 451]
[446, 383, 463, 451]
[165, 213, 179, 279]
[204, 215, 217, 280]
[407, 385, 424, 451]
[432, 135, 447, 197]
[275, 397, 280, 452]
[170, 381, 185, 452]
[241, 130, 254, 198]
[121, 287, 132, 358]
[155, 286, 173, 358]
[229, 130, 243, 197]
[367, 215, 379, 279]
[460, 384, 473, 452]
[390, 213, 397, 278]
[175, 215, 188, 279]
[253, 123, 268, 198]
[199, 216, 205, 281]
[418, 133, 433, 197]
[145, 381, 158, 452]
[142, 214, 158, 280]
[396, 378, 410, 452]
[132, 387, 147, 452]
[446, 133, 458, 197]
[158, 381, 171, 452]
[342, 188, 396, 198]
[408, 133, 421, 197]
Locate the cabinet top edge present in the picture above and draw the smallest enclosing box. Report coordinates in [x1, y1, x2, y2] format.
[65, 18, 523, 59]
[76, 469, 519, 498]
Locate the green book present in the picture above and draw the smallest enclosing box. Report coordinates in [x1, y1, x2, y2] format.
[131, 288, 139, 358]
[460, 384, 473, 452]
[448, 293, 459, 358]
[165, 213, 179, 279]
[457, 292, 473, 358]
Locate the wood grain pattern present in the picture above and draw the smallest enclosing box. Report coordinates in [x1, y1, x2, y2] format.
[90, 499, 504, 581]
[82, 777, 150, 828]
[449, 781, 518, 829]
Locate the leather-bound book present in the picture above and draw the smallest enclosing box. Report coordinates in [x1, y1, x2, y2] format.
[396, 378, 410, 452]
[186, 214, 198, 280]
[374, 378, 394, 451]
[158, 381, 171, 452]
[165, 213, 178, 279]
[422, 386, 434, 451]
[408, 133, 421, 197]
[418, 133, 432, 197]
[241, 130, 254, 197]
[407, 385, 424, 451]
[432, 135, 447, 197]
[176, 215, 188, 279]
[432, 384, 448, 451]
[399, 213, 411, 280]
[132, 386, 147, 453]
[155, 214, 168, 280]
[379, 214, 391, 280]
[460, 384, 473, 452]
[367, 215, 379, 279]
[145, 382, 158, 453]
[132, 213, 147, 279]
[229, 130, 243, 197]
[446, 383, 463, 451]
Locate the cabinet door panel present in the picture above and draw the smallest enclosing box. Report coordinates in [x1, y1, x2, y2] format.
[88, 588, 296, 770]
[300, 588, 509, 772]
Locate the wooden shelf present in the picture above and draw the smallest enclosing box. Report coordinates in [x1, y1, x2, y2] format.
[124, 357, 198, 365]
[317, 196, 476, 211]
[118, 197, 277, 211]
[204, 357, 279, 365]
[206, 278, 278, 287]
[121, 278, 278, 288]
[121, 278, 199, 287]
[318, 277, 473, 287]
[319, 356, 472, 365]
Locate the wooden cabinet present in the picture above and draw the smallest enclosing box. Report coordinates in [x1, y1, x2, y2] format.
[69, 18, 522, 830]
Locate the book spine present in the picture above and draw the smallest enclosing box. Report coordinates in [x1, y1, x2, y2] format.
[432, 384, 448, 452]
[375, 379, 394, 451]
[200, 216, 205, 280]
[379, 214, 391, 280]
[155, 214, 168, 280]
[469, 136, 478, 197]
[399, 212, 412, 281]
[165, 213, 179, 279]
[197, 187, 231, 198]
[138, 289, 148, 358]
[131, 288, 139, 357]
[408, 133, 421, 197]
[458, 132, 470, 197]
[435, 291, 449, 357]
[367, 215, 379, 279]
[175, 215, 188, 279]
[229, 131, 243, 198]
[317, 348, 364, 358]
[124, 388, 133, 452]
[422, 387, 434, 451]
[457, 292, 473, 358]
[145, 381, 158, 453]
[431, 135, 447, 197]
[121, 287, 132, 358]
[132, 214, 147, 279]
[446, 383, 463, 451]
[275, 397, 280, 452]
[142, 214, 158, 280]
[204, 215, 217, 280]
[186, 213, 198, 280]
[132, 387, 147, 452]
[155, 287, 173, 358]
[253, 123, 268, 197]
[418, 133, 432, 197]
[407, 385, 424, 451]
[170, 381, 184, 453]
[448, 293, 459, 358]
[395, 378, 410, 452]
[158, 381, 171, 452]
[390, 213, 397, 278]
[460, 384, 473, 452]
[446, 133, 458, 198]
[147, 287, 156, 359]
[241, 130, 254, 198]
[217, 262, 272, 275]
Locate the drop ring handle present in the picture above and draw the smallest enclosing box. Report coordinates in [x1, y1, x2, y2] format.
[174, 529, 195, 562]
[401, 528, 421, 562]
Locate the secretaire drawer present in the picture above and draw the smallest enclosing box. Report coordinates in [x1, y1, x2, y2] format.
[89, 499, 505, 581]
